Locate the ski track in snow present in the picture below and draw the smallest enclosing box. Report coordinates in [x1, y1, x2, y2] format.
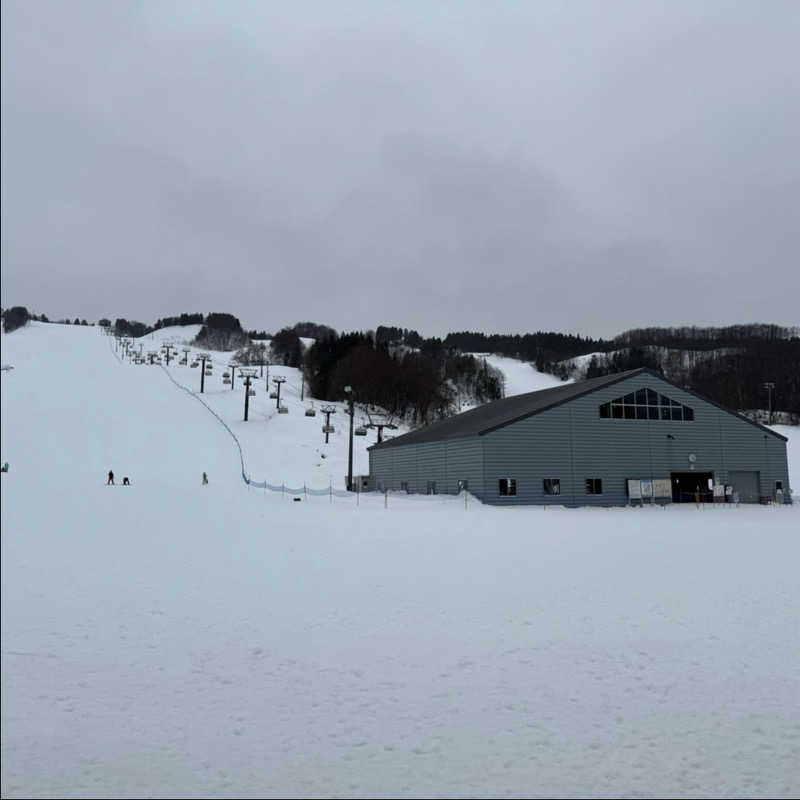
[1, 323, 799, 799]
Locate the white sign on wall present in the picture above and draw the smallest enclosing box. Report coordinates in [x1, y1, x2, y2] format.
[627, 479, 642, 499]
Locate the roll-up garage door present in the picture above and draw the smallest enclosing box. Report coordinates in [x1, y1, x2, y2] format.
[728, 471, 761, 503]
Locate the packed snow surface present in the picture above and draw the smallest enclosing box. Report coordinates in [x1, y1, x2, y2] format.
[469, 353, 567, 397]
[2, 323, 799, 799]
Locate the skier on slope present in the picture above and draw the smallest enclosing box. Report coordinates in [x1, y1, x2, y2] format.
[107, 470, 114, 485]
[202, 472, 208, 485]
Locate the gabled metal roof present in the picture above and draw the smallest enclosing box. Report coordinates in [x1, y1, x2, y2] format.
[369, 367, 787, 450]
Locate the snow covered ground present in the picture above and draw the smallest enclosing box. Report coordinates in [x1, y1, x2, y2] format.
[2, 323, 799, 799]
[469, 353, 567, 397]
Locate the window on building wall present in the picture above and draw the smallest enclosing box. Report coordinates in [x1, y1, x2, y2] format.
[426, 481, 437, 495]
[585, 478, 602, 494]
[457, 479, 469, 492]
[498, 478, 516, 496]
[599, 388, 694, 422]
[400, 481, 409, 493]
[543, 478, 560, 495]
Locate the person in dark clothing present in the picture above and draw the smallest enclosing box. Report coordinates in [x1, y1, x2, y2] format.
[107, 470, 114, 485]
[202, 472, 208, 485]
[122, 477, 130, 486]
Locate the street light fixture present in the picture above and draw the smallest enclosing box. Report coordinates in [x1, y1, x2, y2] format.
[763, 382, 775, 424]
[344, 385, 354, 491]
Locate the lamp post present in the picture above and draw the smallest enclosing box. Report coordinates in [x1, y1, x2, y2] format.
[763, 382, 775, 424]
[344, 385, 354, 491]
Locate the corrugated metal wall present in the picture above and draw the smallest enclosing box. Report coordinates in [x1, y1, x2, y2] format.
[369, 372, 791, 505]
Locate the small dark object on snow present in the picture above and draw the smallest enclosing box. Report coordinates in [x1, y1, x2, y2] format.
[202, 472, 209, 485]
[293, 497, 301, 502]
[122, 477, 130, 486]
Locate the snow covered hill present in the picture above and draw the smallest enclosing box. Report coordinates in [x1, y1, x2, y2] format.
[469, 353, 567, 397]
[1, 322, 799, 799]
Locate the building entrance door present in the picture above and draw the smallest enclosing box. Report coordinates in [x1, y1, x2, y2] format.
[671, 472, 713, 503]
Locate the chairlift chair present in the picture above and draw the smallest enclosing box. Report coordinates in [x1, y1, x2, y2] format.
[222, 371, 230, 378]
[278, 405, 289, 413]
[322, 424, 335, 433]
[355, 426, 367, 436]
[269, 391, 278, 399]
[248, 388, 256, 396]
[305, 408, 317, 417]
[223, 377, 231, 385]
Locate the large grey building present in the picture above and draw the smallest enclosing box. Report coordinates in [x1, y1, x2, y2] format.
[368, 368, 791, 505]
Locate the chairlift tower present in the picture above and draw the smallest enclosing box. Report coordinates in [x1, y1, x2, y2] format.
[366, 411, 398, 444]
[239, 368, 258, 421]
[228, 362, 238, 391]
[147, 350, 159, 365]
[321, 405, 336, 444]
[272, 376, 286, 409]
[162, 343, 175, 365]
[182, 347, 191, 365]
[197, 352, 211, 393]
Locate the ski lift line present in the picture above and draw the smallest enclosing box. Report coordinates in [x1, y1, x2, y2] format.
[157, 364, 356, 496]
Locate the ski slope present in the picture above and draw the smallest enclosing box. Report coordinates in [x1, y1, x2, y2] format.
[469, 353, 567, 397]
[2, 322, 799, 799]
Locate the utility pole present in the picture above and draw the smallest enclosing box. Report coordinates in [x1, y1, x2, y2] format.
[321, 405, 336, 444]
[198, 352, 211, 393]
[272, 376, 286, 409]
[764, 382, 775, 424]
[240, 368, 257, 421]
[344, 385, 354, 491]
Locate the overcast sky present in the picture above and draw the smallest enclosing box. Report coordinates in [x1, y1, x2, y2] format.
[2, 1, 798, 338]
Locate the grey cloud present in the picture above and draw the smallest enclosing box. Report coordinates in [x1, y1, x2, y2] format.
[2, 0, 798, 336]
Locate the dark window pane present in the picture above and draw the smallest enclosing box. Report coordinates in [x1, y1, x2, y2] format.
[543, 478, 560, 495]
[683, 407, 694, 421]
[636, 406, 648, 419]
[612, 404, 623, 419]
[671, 407, 682, 421]
[599, 403, 610, 418]
[623, 393, 635, 404]
[646, 389, 658, 404]
[624, 405, 636, 419]
[661, 406, 671, 420]
[635, 389, 647, 404]
[659, 394, 671, 406]
[648, 406, 659, 420]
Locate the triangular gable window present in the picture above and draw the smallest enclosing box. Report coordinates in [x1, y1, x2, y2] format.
[599, 389, 693, 421]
